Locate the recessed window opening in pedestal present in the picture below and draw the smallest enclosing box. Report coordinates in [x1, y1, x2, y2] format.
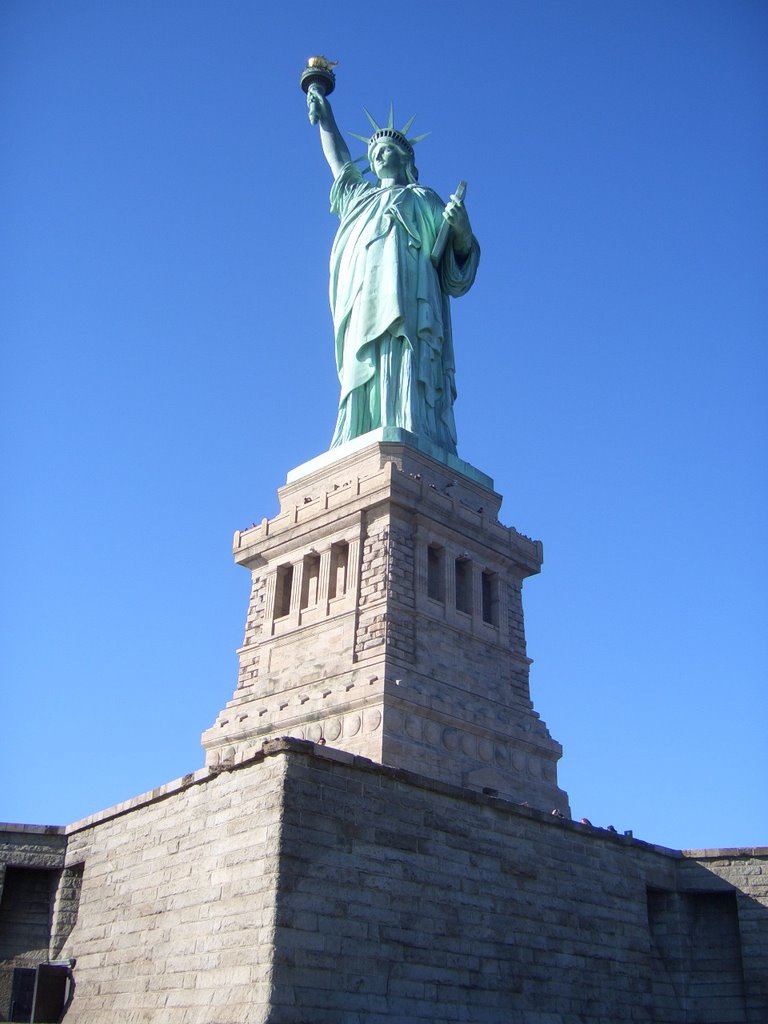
[329, 541, 349, 599]
[427, 544, 445, 602]
[0, 866, 57, 960]
[274, 564, 294, 619]
[455, 557, 472, 615]
[482, 570, 498, 625]
[300, 554, 321, 609]
[646, 887, 747, 1021]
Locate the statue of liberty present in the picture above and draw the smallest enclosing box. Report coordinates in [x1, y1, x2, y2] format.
[303, 63, 480, 455]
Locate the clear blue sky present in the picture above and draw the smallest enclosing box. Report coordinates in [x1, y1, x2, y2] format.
[2, 1, 766, 852]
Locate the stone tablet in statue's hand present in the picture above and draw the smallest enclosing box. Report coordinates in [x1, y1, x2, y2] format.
[443, 193, 473, 257]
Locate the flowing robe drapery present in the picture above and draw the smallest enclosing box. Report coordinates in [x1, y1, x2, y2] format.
[328, 162, 479, 453]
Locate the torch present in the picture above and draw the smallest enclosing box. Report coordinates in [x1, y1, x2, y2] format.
[300, 57, 337, 124]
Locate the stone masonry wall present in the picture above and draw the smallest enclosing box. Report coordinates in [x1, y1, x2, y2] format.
[205, 444, 568, 813]
[4, 743, 764, 1023]
[234, 571, 267, 698]
[271, 743, 768, 1024]
[56, 756, 287, 1024]
[354, 513, 415, 663]
[677, 851, 768, 1020]
[51, 862, 84, 958]
[0, 826, 67, 1015]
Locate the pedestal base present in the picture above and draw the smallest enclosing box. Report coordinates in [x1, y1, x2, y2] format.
[202, 441, 569, 814]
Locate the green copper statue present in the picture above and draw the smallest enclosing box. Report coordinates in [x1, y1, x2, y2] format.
[303, 63, 480, 454]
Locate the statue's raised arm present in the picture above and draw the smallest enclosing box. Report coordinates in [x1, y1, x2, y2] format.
[307, 84, 350, 179]
[300, 58, 480, 455]
[301, 57, 350, 178]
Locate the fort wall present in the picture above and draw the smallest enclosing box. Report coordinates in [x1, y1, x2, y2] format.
[3, 740, 765, 1022]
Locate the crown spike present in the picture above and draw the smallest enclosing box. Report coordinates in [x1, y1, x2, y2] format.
[355, 108, 431, 156]
[362, 107, 381, 131]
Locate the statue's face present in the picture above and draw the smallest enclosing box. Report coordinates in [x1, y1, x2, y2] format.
[370, 140, 409, 182]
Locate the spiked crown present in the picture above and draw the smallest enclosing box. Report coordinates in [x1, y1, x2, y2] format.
[349, 105, 430, 176]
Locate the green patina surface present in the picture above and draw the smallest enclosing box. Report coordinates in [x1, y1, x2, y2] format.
[304, 65, 480, 459]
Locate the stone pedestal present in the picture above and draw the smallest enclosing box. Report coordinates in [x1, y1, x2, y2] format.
[202, 435, 570, 814]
